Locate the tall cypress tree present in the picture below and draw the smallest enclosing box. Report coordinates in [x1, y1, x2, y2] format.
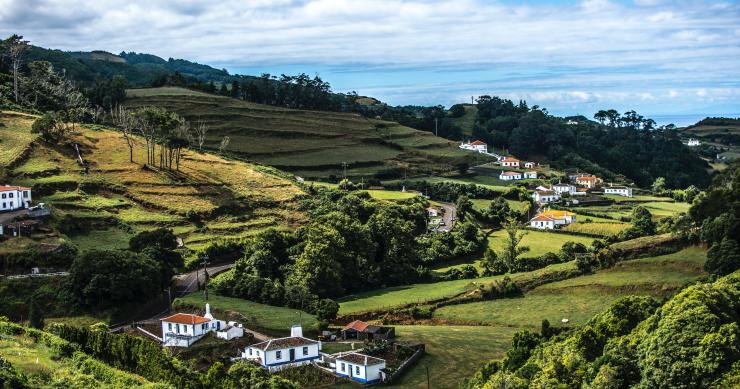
[28, 297, 44, 329]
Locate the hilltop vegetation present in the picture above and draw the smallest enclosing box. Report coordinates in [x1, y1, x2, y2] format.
[125, 87, 484, 179]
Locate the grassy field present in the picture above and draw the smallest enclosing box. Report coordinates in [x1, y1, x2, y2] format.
[449, 104, 478, 137]
[471, 198, 529, 213]
[0, 113, 38, 172]
[487, 229, 595, 257]
[575, 199, 689, 221]
[125, 87, 488, 179]
[365, 189, 418, 200]
[174, 292, 318, 337]
[434, 246, 706, 329]
[2, 111, 305, 252]
[562, 221, 630, 236]
[338, 261, 576, 314]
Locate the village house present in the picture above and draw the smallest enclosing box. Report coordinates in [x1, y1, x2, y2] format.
[604, 185, 633, 197]
[499, 157, 520, 167]
[575, 175, 600, 189]
[427, 207, 439, 218]
[687, 138, 701, 146]
[241, 325, 320, 371]
[524, 161, 536, 169]
[334, 352, 387, 385]
[532, 190, 560, 204]
[160, 303, 243, 347]
[499, 171, 522, 181]
[1, 185, 32, 212]
[340, 320, 396, 341]
[529, 209, 576, 229]
[552, 183, 576, 195]
[573, 188, 589, 196]
[523, 171, 537, 179]
[459, 140, 488, 153]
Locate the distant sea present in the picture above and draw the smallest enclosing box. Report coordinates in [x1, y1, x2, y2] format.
[648, 113, 740, 128]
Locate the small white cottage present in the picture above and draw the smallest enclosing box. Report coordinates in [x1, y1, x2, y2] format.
[552, 183, 576, 195]
[523, 171, 537, 179]
[335, 352, 386, 385]
[241, 325, 321, 371]
[0, 185, 32, 212]
[499, 171, 522, 181]
[499, 157, 520, 167]
[604, 186, 633, 197]
[532, 190, 560, 203]
[161, 303, 242, 347]
[459, 140, 488, 153]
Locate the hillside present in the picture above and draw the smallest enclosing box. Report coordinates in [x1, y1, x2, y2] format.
[124, 87, 488, 179]
[0, 111, 305, 253]
[681, 117, 740, 162]
[449, 104, 478, 137]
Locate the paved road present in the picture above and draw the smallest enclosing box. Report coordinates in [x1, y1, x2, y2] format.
[173, 263, 235, 297]
[434, 202, 456, 232]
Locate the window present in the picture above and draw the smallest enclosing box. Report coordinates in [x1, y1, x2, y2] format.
[340, 363, 345, 372]
[248, 348, 252, 355]
[168, 323, 172, 331]
[355, 366, 360, 375]
[303, 346, 309, 356]
[1, 194, 5, 199]
[23, 191, 28, 198]
[8, 193, 12, 198]
[2, 203, 5, 208]
[257, 350, 260, 356]
[276, 350, 282, 360]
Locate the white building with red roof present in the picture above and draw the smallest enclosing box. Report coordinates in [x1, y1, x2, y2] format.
[459, 140, 488, 153]
[335, 352, 387, 384]
[500, 157, 521, 167]
[1, 185, 32, 212]
[161, 303, 242, 347]
[241, 325, 321, 371]
[499, 171, 522, 181]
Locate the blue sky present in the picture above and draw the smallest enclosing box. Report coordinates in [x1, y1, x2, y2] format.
[2, 0, 739, 125]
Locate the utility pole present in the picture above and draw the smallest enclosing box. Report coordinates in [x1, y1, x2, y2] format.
[200, 255, 210, 301]
[426, 366, 431, 389]
[341, 162, 348, 179]
[434, 118, 438, 137]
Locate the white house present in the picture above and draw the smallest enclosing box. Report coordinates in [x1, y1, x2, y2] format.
[532, 190, 560, 203]
[523, 171, 537, 179]
[499, 171, 522, 181]
[524, 161, 536, 169]
[499, 157, 520, 167]
[0, 186, 32, 212]
[575, 175, 600, 189]
[604, 186, 633, 197]
[459, 140, 488, 153]
[687, 138, 701, 146]
[335, 352, 386, 385]
[552, 183, 577, 195]
[427, 207, 439, 217]
[529, 210, 576, 229]
[566, 119, 579, 125]
[161, 304, 242, 347]
[241, 325, 321, 371]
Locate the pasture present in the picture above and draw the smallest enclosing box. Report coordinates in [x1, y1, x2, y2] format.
[434, 246, 706, 329]
[0, 113, 37, 171]
[174, 292, 318, 337]
[124, 87, 487, 179]
[486, 229, 595, 257]
[365, 189, 418, 200]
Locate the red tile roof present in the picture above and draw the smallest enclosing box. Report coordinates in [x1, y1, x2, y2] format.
[161, 313, 210, 325]
[343, 320, 370, 332]
[500, 171, 520, 176]
[0, 186, 31, 192]
[469, 140, 487, 146]
[531, 215, 555, 222]
[500, 157, 520, 162]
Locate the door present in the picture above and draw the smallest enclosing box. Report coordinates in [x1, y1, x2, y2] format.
[289, 349, 295, 361]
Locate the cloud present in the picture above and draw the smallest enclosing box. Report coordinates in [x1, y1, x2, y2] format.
[0, 0, 738, 118]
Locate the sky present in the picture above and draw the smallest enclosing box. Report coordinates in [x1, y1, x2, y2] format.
[2, 0, 740, 125]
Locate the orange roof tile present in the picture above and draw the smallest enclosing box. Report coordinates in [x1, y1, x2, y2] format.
[531, 215, 555, 222]
[500, 171, 520, 176]
[541, 209, 575, 218]
[500, 157, 520, 162]
[161, 313, 210, 325]
[469, 140, 487, 146]
[343, 320, 370, 332]
[0, 186, 31, 192]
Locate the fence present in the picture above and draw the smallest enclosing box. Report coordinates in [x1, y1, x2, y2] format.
[385, 346, 425, 384]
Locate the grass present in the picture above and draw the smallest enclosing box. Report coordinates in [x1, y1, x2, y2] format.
[449, 104, 478, 136]
[124, 87, 487, 179]
[365, 190, 418, 200]
[562, 222, 630, 236]
[338, 261, 576, 315]
[3, 111, 305, 253]
[174, 292, 318, 337]
[471, 198, 529, 213]
[0, 113, 38, 170]
[434, 246, 706, 329]
[67, 227, 134, 251]
[385, 325, 519, 389]
[486, 229, 596, 257]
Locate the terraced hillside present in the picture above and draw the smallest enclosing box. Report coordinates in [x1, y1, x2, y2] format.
[1, 111, 305, 252]
[680, 117, 740, 161]
[125, 87, 488, 179]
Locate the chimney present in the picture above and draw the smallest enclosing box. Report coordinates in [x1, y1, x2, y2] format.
[204, 303, 214, 320]
[291, 324, 303, 337]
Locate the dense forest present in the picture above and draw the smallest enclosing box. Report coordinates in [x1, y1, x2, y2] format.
[470, 97, 711, 188]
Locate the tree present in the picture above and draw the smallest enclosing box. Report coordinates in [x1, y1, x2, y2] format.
[705, 238, 740, 276]
[630, 206, 657, 236]
[111, 105, 137, 162]
[651, 177, 666, 194]
[456, 195, 473, 220]
[27, 297, 44, 329]
[219, 136, 230, 154]
[3, 34, 29, 103]
[501, 217, 529, 270]
[193, 119, 209, 152]
[481, 248, 508, 275]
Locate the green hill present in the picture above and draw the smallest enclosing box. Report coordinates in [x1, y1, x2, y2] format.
[681, 117, 740, 162]
[450, 104, 478, 137]
[0, 111, 305, 253]
[124, 87, 489, 179]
